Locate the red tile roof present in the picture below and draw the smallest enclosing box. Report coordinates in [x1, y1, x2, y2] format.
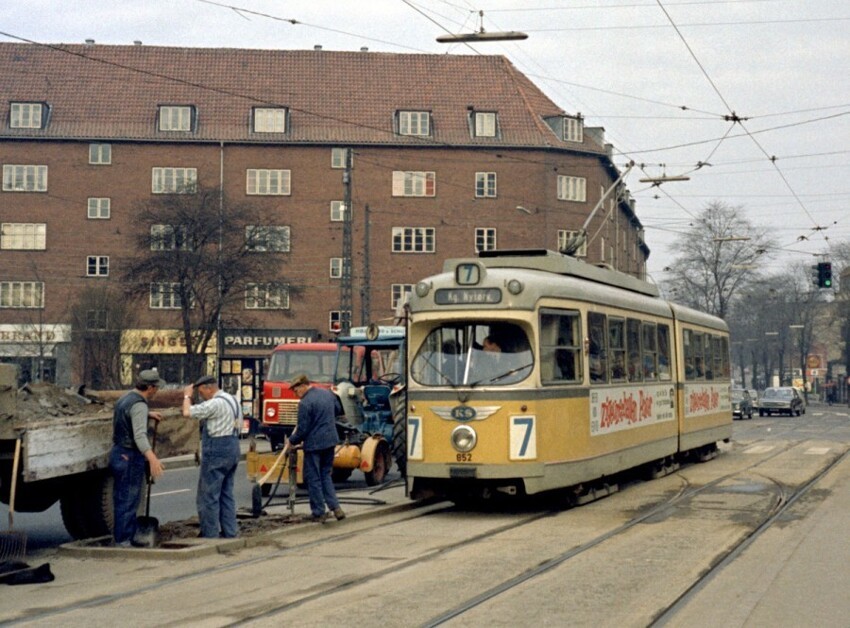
[0, 42, 602, 152]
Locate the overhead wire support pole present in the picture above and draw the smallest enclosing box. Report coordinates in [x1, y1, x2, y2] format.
[340, 148, 353, 336]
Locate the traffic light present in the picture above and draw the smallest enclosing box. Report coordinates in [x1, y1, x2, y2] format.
[817, 262, 833, 288]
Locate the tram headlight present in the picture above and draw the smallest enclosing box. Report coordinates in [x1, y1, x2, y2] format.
[415, 281, 431, 297]
[507, 279, 524, 295]
[450, 425, 477, 453]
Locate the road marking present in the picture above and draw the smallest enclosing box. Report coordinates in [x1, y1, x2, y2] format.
[805, 447, 831, 455]
[151, 489, 191, 497]
[744, 445, 775, 454]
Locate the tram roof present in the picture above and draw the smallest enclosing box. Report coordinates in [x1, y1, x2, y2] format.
[447, 249, 660, 298]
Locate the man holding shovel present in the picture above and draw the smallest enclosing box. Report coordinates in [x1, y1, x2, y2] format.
[182, 375, 242, 538]
[109, 369, 165, 547]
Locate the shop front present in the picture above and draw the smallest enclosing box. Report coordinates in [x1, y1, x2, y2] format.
[120, 329, 217, 387]
[0, 323, 71, 386]
[220, 328, 317, 420]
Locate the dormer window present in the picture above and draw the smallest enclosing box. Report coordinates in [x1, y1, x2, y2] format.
[158, 105, 196, 132]
[253, 107, 288, 133]
[472, 111, 497, 137]
[398, 111, 431, 136]
[564, 116, 583, 143]
[10, 102, 47, 129]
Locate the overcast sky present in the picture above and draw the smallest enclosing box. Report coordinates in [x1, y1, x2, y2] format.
[3, 0, 848, 281]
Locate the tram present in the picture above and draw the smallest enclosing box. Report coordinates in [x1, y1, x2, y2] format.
[405, 249, 731, 502]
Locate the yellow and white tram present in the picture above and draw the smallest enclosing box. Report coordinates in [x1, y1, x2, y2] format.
[405, 249, 731, 501]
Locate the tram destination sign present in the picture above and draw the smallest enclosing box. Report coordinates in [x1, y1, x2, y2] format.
[435, 288, 502, 305]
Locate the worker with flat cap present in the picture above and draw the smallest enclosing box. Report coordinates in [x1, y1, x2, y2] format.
[287, 373, 345, 522]
[182, 374, 242, 538]
[109, 368, 165, 547]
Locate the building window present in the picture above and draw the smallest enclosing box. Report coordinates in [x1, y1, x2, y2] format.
[246, 225, 290, 252]
[252, 107, 287, 133]
[564, 116, 583, 143]
[89, 143, 112, 165]
[150, 282, 184, 309]
[329, 310, 350, 333]
[329, 257, 343, 279]
[1, 223, 46, 250]
[558, 230, 587, 257]
[391, 284, 412, 310]
[475, 228, 497, 253]
[557, 175, 586, 202]
[158, 105, 195, 132]
[2, 165, 48, 192]
[10, 102, 45, 129]
[398, 111, 430, 136]
[330, 201, 347, 222]
[150, 224, 191, 251]
[473, 112, 497, 137]
[246, 169, 291, 196]
[87, 197, 111, 219]
[0, 281, 44, 308]
[392, 171, 435, 197]
[331, 148, 350, 169]
[86, 309, 108, 330]
[475, 172, 497, 198]
[151, 167, 197, 194]
[392, 227, 435, 253]
[246, 283, 290, 310]
[86, 255, 109, 277]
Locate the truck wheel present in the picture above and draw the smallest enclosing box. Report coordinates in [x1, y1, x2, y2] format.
[60, 470, 113, 540]
[365, 440, 390, 486]
[391, 412, 407, 477]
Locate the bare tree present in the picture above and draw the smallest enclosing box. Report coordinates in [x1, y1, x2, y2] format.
[121, 185, 292, 381]
[665, 201, 773, 319]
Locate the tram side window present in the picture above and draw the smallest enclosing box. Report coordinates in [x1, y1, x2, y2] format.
[642, 322, 657, 380]
[626, 318, 642, 382]
[588, 312, 608, 384]
[657, 324, 671, 380]
[714, 336, 729, 380]
[684, 330, 695, 380]
[693, 332, 705, 378]
[539, 310, 581, 384]
[608, 317, 626, 381]
[703, 333, 714, 380]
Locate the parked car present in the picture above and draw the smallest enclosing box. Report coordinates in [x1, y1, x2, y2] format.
[731, 388, 754, 420]
[745, 388, 760, 410]
[759, 386, 804, 416]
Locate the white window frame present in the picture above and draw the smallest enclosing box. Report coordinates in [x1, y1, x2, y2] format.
[245, 283, 290, 310]
[557, 175, 587, 202]
[252, 107, 287, 133]
[158, 105, 194, 132]
[86, 255, 109, 277]
[87, 197, 111, 219]
[329, 310, 350, 333]
[331, 148, 350, 169]
[0, 281, 44, 309]
[392, 227, 435, 253]
[392, 171, 436, 197]
[558, 229, 587, 257]
[151, 167, 197, 194]
[329, 257, 343, 279]
[3, 165, 48, 192]
[245, 225, 290, 252]
[473, 112, 497, 137]
[330, 201, 347, 222]
[475, 227, 497, 253]
[398, 111, 430, 136]
[149, 282, 184, 309]
[10, 102, 44, 129]
[89, 143, 112, 165]
[475, 172, 497, 198]
[150, 224, 191, 251]
[1, 223, 46, 250]
[564, 116, 583, 143]
[246, 169, 291, 196]
[391, 284, 413, 310]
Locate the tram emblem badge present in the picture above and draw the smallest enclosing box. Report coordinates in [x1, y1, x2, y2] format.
[431, 406, 501, 422]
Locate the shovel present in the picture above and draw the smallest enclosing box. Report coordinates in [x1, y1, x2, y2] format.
[132, 423, 161, 548]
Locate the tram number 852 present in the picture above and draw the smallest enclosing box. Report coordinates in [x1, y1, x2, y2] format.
[456, 453, 473, 462]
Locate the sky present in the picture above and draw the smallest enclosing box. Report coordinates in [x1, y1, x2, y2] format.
[3, 0, 849, 282]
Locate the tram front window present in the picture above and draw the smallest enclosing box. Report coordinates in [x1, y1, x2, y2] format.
[412, 323, 532, 386]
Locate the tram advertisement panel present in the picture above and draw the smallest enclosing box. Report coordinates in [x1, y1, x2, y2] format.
[590, 385, 676, 436]
[683, 383, 730, 418]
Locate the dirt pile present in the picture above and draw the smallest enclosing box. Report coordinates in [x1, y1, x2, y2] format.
[13, 383, 113, 422]
[158, 511, 306, 542]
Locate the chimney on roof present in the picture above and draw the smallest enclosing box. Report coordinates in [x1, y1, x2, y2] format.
[314, 45, 322, 51]
[133, 40, 142, 46]
[84, 39, 95, 45]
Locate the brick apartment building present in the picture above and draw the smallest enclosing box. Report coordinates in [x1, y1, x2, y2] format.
[0, 42, 648, 408]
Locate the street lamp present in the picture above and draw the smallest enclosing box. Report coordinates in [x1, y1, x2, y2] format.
[436, 11, 528, 42]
